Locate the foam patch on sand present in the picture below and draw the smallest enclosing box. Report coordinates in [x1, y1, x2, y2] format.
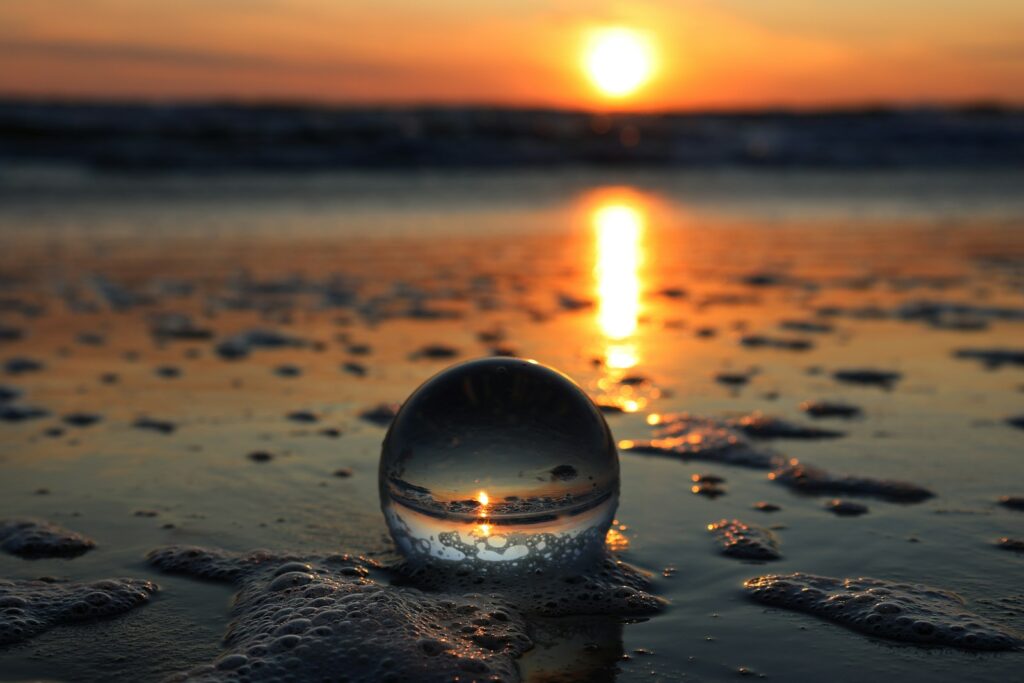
[730, 413, 844, 440]
[744, 573, 1021, 651]
[768, 461, 934, 502]
[799, 400, 862, 419]
[147, 545, 664, 682]
[146, 546, 305, 582]
[620, 413, 784, 469]
[0, 577, 157, 645]
[0, 518, 96, 558]
[708, 519, 781, 561]
[393, 554, 664, 617]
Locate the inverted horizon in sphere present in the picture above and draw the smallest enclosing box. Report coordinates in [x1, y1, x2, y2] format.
[380, 357, 619, 571]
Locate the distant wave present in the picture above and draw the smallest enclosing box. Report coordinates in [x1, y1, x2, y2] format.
[1, 101, 1022, 171]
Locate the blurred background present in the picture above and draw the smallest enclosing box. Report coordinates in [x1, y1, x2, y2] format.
[2, 1, 1023, 171]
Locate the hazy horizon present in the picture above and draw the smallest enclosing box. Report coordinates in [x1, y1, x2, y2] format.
[2, 1, 1023, 110]
[3, 95, 1022, 115]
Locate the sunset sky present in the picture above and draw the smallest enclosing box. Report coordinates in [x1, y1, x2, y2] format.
[1, 0, 1022, 110]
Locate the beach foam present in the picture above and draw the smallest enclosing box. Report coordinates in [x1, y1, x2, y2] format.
[0, 576, 156, 645]
[731, 413, 844, 440]
[769, 461, 934, 502]
[147, 545, 663, 682]
[393, 554, 664, 617]
[0, 518, 96, 558]
[708, 519, 781, 561]
[621, 413, 783, 469]
[744, 572, 1021, 650]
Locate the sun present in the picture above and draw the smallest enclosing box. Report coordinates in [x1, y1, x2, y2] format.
[584, 28, 654, 98]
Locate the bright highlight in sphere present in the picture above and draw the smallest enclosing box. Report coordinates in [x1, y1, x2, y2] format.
[584, 28, 654, 98]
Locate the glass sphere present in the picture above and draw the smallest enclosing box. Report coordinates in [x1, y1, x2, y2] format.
[380, 357, 619, 573]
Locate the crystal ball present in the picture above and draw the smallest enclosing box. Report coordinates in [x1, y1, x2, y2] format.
[380, 357, 619, 573]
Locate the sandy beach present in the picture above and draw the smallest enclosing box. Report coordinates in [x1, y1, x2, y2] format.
[0, 168, 1022, 681]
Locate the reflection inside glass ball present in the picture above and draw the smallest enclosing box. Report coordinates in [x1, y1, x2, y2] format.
[379, 358, 619, 573]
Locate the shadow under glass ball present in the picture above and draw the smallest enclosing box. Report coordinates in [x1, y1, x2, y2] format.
[380, 357, 619, 572]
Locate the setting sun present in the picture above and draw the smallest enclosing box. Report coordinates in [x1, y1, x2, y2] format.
[584, 28, 655, 98]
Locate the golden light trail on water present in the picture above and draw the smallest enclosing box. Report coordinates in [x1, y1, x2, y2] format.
[594, 199, 644, 370]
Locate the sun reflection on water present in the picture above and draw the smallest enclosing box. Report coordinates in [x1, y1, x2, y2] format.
[591, 193, 647, 408]
[594, 201, 643, 345]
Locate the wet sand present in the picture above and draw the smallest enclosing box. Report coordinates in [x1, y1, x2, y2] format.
[1, 169, 1023, 681]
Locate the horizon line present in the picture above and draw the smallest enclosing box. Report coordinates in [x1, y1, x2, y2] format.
[1, 94, 1022, 116]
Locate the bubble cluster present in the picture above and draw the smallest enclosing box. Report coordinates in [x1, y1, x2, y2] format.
[146, 545, 663, 682]
[146, 545, 302, 582]
[744, 573, 1021, 651]
[708, 519, 781, 561]
[768, 462, 934, 502]
[154, 550, 527, 683]
[729, 413, 843, 440]
[621, 413, 783, 469]
[0, 576, 157, 645]
[380, 358, 619, 573]
[627, 413, 935, 505]
[394, 553, 665, 617]
[0, 518, 96, 558]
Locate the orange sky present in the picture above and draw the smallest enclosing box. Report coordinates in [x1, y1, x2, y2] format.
[1, 0, 1022, 109]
